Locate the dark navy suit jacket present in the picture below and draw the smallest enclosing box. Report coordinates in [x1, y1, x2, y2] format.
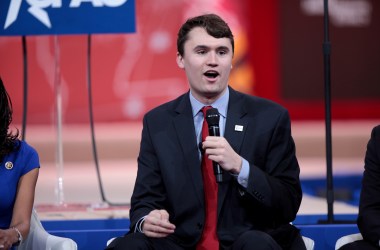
[129, 87, 303, 248]
[358, 125, 380, 247]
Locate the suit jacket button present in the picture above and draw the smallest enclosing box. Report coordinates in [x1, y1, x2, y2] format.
[197, 223, 203, 230]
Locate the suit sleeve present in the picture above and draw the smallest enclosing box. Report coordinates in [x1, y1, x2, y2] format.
[358, 125, 380, 246]
[128, 115, 167, 231]
[244, 110, 302, 223]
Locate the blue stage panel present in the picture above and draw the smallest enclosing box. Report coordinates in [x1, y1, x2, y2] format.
[298, 224, 359, 250]
[41, 218, 360, 250]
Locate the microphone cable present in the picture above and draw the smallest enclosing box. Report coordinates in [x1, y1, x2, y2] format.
[21, 34, 128, 206]
[86, 34, 129, 206]
[21, 36, 28, 140]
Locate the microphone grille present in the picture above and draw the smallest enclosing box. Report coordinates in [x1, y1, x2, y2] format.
[206, 108, 220, 126]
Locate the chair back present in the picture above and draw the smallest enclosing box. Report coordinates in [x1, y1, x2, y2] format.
[17, 209, 78, 250]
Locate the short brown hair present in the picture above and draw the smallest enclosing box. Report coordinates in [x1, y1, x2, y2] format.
[177, 13, 234, 56]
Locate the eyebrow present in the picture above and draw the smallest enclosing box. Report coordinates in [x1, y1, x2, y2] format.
[193, 45, 231, 51]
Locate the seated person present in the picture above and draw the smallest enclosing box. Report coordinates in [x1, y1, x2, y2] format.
[339, 125, 380, 250]
[107, 13, 305, 250]
[0, 78, 40, 249]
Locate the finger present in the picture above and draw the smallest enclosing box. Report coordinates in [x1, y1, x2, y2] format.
[145, 211, 163, 226]
[143, 223, 174, 238]
[203, 139, 225, 151]
[143, 216, 175, 234]
[149, 210, 175, 229]
[159, 209, 170, 221]
[147, 219, 175, 231]
[147, 223, 174, 234]
[149, 210, 163, 219]
[144, 216, 159, 229]
[205, 136, 225, 143]
[145, 229, 170, 238]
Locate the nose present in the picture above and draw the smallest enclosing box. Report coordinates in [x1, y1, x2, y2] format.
[207, 52, 218, 66]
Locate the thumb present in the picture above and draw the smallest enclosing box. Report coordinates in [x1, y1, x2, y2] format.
[159, 209, 170, 222]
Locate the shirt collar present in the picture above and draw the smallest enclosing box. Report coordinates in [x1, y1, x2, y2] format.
[189, 88, 229, 118]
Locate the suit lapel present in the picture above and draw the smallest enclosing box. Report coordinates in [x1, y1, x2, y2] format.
[218, 88, 249, 215]
[173, 94, 204, 205]
[224, 88, 249, 158]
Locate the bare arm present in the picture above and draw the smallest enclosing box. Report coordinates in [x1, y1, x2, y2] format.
[0, 168, 39, 249]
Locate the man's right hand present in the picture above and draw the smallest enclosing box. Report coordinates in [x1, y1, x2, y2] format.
[142, 209, 176, 238]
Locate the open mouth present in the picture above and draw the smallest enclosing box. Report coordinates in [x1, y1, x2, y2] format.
[204, 70, 219, 79]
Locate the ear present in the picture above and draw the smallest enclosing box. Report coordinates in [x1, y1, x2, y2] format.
[176, 52, 185, 69]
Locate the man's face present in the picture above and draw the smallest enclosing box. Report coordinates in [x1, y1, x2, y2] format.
[176, 27, 233, 104]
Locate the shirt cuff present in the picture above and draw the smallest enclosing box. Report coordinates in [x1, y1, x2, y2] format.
[135, 215, 147, 233]
[237, 158, 249, 188]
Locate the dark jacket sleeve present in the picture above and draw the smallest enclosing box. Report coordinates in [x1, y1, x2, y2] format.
[243, 109, 302, 224]
[358, 125, 380, 247]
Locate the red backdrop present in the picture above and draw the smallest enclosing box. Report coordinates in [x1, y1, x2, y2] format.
[248, 0, 380, 120]
[1, 0, 379, 125]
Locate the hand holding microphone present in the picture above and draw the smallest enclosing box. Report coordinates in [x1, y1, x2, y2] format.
[204, 108, 243, 181]
[205, 108, 223, 183]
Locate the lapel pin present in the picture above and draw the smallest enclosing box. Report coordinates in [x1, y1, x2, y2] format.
[234, 125, 243, 132]
[5, 161, 13, 170]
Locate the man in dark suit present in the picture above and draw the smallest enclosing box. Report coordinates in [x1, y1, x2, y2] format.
[340, 125, 380, 250]
[107, 13, 304, 250]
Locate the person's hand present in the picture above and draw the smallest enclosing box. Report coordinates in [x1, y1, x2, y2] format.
[0, 229, 17, 250]
[142, 209, 176, 238]
[202, 136, 242, 174]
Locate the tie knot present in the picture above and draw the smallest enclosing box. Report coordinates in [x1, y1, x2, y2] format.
[201, 105, 213, 116]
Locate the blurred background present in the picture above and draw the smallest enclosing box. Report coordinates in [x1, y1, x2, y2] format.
[0, 0, 379, 216]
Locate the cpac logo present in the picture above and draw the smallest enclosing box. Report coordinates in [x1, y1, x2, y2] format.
[4, 0, 128, 29]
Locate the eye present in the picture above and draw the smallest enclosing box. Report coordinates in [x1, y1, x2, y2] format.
[218, 50, 228, 56]
[196, 49, 207, 55]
